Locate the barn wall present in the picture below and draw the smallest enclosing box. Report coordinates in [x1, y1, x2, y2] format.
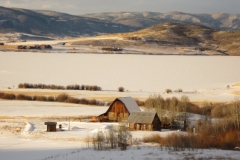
[47, 124, 56, 132]
[107, 100, 129, 122]
[128, 123, 153, 131]
[152, 115, 161, 131]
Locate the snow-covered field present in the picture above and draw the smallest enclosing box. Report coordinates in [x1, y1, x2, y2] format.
[1, 120, 240, 160]
[1, 52, 240, 92]
[0, 100, 108, 117]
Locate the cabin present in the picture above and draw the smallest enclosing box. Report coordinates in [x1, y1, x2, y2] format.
[127, 111, 161, 131]
[0, 42, 4, 45]
[44, 122, 57, 132]
[98, 97, 141, 122]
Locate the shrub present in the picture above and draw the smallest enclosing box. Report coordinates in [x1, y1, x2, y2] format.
[79, 98, 89, 104]
[135, 99, 145, 106]
[0, 92, 4, 98]
[118, 87, 124, 92]
[56, 93, 69, 102]
[48, 96, 55, 102]
[2, 93, 16, 100]
[18, 83, 23, 88]
[178, 89, 183, 92]
[89, 99, 97, 105]
[33, 96, 47, 101]
[66, 97, 80, 104]
[81, 85, 86, 90]
[165, 89, 172, 94]
[17, 94, 32, 100]
[143, 133, 164, 144]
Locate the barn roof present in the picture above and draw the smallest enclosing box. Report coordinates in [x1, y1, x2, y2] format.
[98, 97, 141, 117]
[126, 111, 157, 124]
[115, 97, 140, 113]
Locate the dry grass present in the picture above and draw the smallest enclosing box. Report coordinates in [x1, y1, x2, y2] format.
[0, 45, 18, 50]
[230, 90, 240, 95]
[51, 137, 82, 142]
[0, 122, 25, 134]
[0, 90, 63, 97]
[233, 82, 240, 86]
[69, 22, 240, 56]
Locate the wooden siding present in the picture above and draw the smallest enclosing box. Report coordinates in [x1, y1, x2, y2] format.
[99, 100, 130, 122]
[129, 123, 154, 131]
[128, 114, 161, 131]
[46, 124, 56, 132]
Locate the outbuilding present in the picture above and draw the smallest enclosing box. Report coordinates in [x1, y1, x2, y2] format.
[98, 97, 141, 122]
[127, 111, 161, 131]
[44, 122, 57, 132]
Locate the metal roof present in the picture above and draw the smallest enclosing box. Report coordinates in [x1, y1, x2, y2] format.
[116, 97, 140, 113]
[126, 111, 157, 124]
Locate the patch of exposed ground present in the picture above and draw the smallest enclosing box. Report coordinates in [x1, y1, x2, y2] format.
[233, 82, 240, 86]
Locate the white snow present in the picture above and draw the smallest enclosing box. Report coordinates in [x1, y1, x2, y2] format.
[0, 100, 108, 117]
[0, 50, 240, 159]
[1, 121, 240, 160]
[0, 52, 240, 93]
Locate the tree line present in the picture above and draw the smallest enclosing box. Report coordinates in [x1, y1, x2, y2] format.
[18, 83, 102, 91]
[0, 92, 107, 106]
[144, 94, 240, 150]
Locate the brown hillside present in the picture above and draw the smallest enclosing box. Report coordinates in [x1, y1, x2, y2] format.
[213, 30, 240, 56]
[71, 22, 240, 56]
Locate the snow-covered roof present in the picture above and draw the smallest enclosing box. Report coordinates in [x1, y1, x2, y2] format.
[127, 111, 157, 124]
[115, 97, 140, 113]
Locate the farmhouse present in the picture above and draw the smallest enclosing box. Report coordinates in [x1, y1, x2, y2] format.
[98, 97, 140, 122]
[127, 111, 161, 131]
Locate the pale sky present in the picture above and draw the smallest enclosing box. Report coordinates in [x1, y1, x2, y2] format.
[1, 0, 240, 15]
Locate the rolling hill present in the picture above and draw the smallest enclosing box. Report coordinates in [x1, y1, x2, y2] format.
[71, 21, 240, 56]
[0, 6, 135, 38]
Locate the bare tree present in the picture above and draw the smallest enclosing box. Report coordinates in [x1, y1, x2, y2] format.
[231, 97, 240, 130]
[106, 125, 118, 149]
[92, 131, 105, 150]
[118, 123, 132, 150]
[180, 95, 190, 131]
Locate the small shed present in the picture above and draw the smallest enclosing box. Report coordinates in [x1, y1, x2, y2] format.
[127, 111, 161, 131]
[44, 122, 57, 132]
[98, 97, 140, 122]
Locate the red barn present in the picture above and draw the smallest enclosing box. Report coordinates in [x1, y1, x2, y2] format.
[98, 97, 140, 122]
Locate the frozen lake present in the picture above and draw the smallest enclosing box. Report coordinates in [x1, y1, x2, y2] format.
[1, 52, 240, 92]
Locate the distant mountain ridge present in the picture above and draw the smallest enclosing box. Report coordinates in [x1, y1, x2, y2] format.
[1, 6, 240, 38]
[81, 11, 240, 30]
[0, 6, 135, 37]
